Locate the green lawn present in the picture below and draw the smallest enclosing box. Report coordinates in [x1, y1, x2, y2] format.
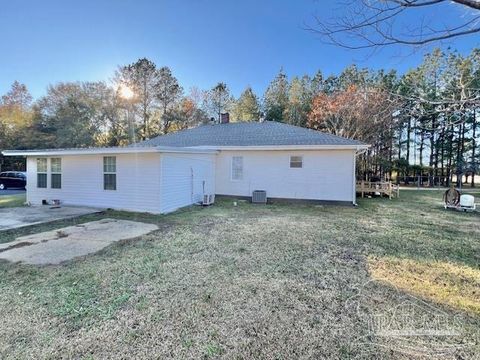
[0, 190, 478, 358]
[0, 193, 26, 208]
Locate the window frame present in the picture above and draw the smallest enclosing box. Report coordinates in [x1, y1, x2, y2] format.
[289, 155, 303, 169]
[50, 158, 62, 189]
[103, 156, 117, 191]
[36, 158, 47, 188]
[231, 156, 244, 181]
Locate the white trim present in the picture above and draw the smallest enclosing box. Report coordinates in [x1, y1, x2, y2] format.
[352, 148, 367, 205]
[103, 156, 117, 191]
[50, 157, 62, 189]
[230, 156, 243, 181]
[2, 144, 369, 157]
[2, 146, 219, 157]
[352, 152, 356, 205]
[36, 158, 48, 189]
[194, 145, 370, 151]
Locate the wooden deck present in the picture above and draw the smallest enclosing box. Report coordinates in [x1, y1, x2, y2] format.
[356, 181, 400, 199]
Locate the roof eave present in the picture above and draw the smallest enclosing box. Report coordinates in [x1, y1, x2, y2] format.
[186, 144, 370, 151]
[1, 146, 218, 157]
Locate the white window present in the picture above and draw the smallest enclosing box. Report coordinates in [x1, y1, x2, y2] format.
[231, 156, 243, 181]
[50, 158, 62, 189]
[290, 156, 303, 168]
[37, 158, 47, 188]
[103, 156, 116, 190]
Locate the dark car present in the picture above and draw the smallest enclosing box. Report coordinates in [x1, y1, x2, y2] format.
[0, 171, 27, 190]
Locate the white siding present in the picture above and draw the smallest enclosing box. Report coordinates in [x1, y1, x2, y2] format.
[159, 153, 216, 213]
[215, 150, 355, 203]
[26, 153, 162, 213]
[24, 149, 356, 214]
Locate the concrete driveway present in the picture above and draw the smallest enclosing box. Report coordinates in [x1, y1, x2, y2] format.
[0, 206, 102, 231]
[0, 189, 26, 196]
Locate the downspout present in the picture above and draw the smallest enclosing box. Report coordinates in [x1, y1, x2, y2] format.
[353, 147, 368, 206]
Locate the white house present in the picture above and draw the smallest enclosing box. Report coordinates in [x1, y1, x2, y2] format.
[3, 121, 369, 213]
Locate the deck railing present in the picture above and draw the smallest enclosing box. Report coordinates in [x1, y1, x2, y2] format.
[356, 181, 400, 199]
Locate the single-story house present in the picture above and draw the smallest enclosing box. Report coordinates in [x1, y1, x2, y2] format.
[2, 121, 369, 213]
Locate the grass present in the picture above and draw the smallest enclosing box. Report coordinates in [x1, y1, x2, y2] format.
[0, 190, 479, 358]
[0, 193, 26, 208]
[368, 256, 480, 314]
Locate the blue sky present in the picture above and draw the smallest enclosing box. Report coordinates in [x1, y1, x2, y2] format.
[1, 0, 478, 99]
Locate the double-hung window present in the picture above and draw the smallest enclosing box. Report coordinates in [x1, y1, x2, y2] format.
[231, 156, 243, 181]
[50, 158, 62, 189]
[37, 158, 47, 188]
[290, 156, 303, 168]
[103, 156, 116, 190]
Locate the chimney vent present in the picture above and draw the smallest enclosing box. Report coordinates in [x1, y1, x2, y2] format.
[220, 112, 230, 124]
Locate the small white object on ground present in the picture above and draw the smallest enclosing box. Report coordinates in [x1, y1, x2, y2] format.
[459, 194, 475, 209]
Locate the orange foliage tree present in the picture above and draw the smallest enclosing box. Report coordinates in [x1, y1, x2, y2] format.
[307, 85, 399, 178]
[307, 85, 394, 142]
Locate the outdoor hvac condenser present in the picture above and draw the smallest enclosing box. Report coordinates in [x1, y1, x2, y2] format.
[252, 190, 267, 204]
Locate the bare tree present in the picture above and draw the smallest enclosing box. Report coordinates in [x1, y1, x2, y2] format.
[310, 0, 480, 49]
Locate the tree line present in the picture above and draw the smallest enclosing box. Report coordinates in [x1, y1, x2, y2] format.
[1, 49, 479, 186]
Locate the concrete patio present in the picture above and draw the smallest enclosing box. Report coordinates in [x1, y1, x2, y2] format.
[0, 205, 102, 231]
[0, 218, 159, 265]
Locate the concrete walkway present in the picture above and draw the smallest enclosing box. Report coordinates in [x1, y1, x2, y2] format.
[0, 205, 102, 231]
[0, 218, 158, 265]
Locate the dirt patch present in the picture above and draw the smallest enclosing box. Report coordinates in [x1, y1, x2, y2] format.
[0, 219, 158, 265]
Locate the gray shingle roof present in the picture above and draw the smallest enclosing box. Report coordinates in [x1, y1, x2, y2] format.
[134, 121, 365, 147]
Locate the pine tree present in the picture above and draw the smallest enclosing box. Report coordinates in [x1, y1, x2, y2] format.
[285, 76, 312, 127]
[263, 68, 289, 121]
[232, 87, 260, 121]
[156, 66, 183, 134]
[206, 82, 232, 122]
[114, 58, 160, 139]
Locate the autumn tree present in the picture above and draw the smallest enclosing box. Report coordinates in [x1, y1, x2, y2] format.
[0, 81, 35, 170]
[0, 81, 34, 147]
[308, 83, 398, 178]
[308, 85, 385, 139]
[163, 97, 208, 131]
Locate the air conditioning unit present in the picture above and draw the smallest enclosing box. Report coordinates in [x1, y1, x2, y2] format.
[252, 190, 267, 204]
[202, 194, 215, 206]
